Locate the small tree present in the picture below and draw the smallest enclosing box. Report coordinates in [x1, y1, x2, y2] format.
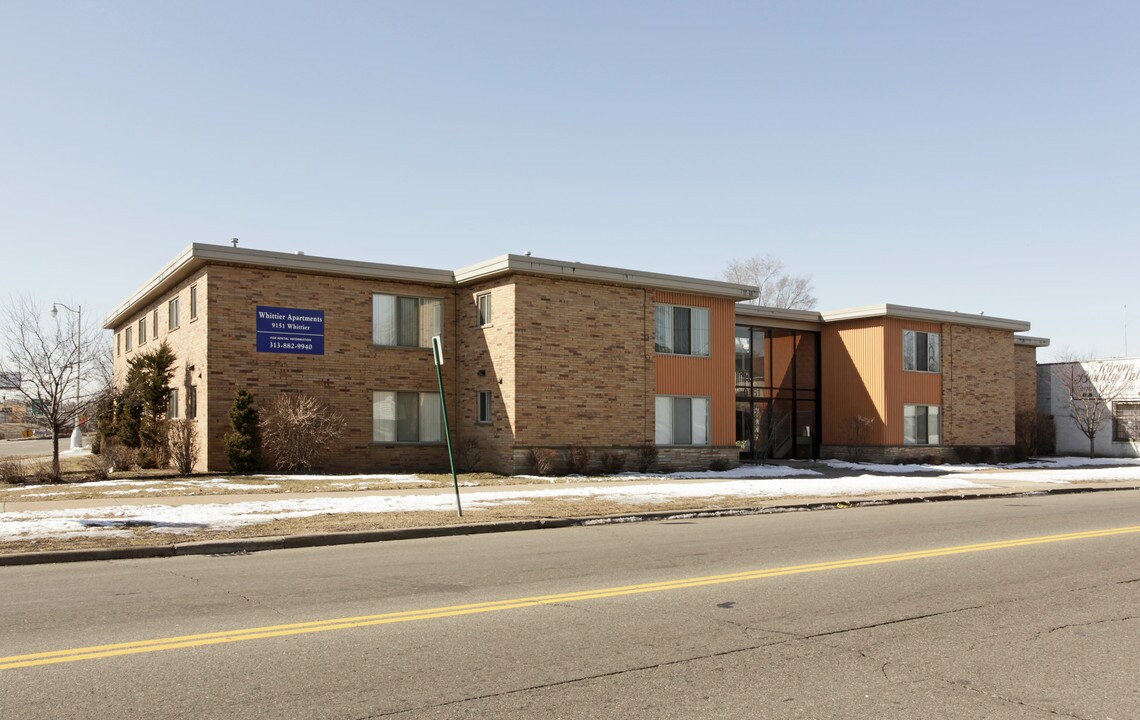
[113, 342, 176, 464]
[260, 392, 344, 471]
[225, 390, 261, 472]
[1053, 357, 1133, 458]
[168, 419, 199, 475]
[1, 296, 100, 479]
[723, 255, 817, 310]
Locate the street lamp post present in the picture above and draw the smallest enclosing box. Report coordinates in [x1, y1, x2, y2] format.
[51, 302, 83, 450]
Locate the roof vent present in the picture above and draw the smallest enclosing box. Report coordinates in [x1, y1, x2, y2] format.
[231, 238, 239, 248]
[296, 251, 305, 256]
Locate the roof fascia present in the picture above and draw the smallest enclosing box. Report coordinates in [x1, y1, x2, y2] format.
[454, 254, 759, 300]
[820, 303, 1030, 332]
[103, 244, 456, 328]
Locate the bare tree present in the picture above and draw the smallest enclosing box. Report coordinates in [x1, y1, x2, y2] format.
[261, 392, 346, 471]
[1052, 354, 1135, 458]
[723, 255, 817, 310]
[1, 296, 102, 478]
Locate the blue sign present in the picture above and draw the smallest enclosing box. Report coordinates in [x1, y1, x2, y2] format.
[256, 306, 325, 355]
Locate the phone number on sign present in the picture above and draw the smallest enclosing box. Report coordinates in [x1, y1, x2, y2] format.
[268, 341, 314, 351]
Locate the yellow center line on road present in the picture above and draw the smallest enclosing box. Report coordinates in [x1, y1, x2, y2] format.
[4, 524, 1140, 671]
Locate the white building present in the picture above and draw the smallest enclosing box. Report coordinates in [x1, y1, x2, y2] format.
[1038, 358, 1140, 457]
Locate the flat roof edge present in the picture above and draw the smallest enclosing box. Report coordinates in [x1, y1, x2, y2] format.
[104, 244, 457, 328]
[455, 254, 759, 299]
[820, 303, 1031, 332]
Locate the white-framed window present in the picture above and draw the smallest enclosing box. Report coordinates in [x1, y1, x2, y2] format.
[372, 294, 442, 348]
[477, 391, 492, 424]
[138, 317, 147, 345]
[168, 297, 180, 330]
[187, 386, 197, 419]
[655, 304, 710, 356]
[655, 395, 710, 445]
[190, 285, 198, 320]
[125, 327, 133, 352]
[153, 309, 160, 336]
[373, 391, 443, 442]
[903, 404, 940, 445]
[167, 388, 180, 419]
[477, 293, 492, 327]
[1114, 403, 1140, 442]
[903, 330, 940, 373]
[116, 333, 121, 356]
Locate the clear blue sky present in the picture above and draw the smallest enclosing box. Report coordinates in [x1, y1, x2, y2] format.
[3, 1, 1137, 361]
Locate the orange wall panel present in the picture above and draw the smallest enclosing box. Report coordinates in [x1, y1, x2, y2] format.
[821, 320, 886, 444]
[654, 291, 736, 445]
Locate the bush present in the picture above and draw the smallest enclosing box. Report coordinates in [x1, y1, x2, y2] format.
[260, 392, 345, 472]
[458, 438, 483, 473]
[565, 444, 591, 475]
[0, 459, 29, 485]
[709, 458, 730, 472]
[136, 446, 161, 469]
[526, 448, 559, 476]
[226, 390, 261, 473]
[636, 443, 658, 473]
[82, 454, 113, 482]
[168, 419, 199, 475]
[600, 451, 627, 474]
[101, 442, 137, 472]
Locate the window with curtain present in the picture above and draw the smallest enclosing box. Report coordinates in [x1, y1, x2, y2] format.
[903, 404, 941, 445]
[655, 396, 710, 445]
[655, 304, 710, 356]
[373, 294, 442, 348]
[373, 391, 443, 442]
[903, 330, 941, 373]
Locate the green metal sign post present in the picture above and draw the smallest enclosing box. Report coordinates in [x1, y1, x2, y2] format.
[432, 335, 463, 517]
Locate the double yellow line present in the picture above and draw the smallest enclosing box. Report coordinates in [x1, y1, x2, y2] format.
[5, 524, 1140, 671]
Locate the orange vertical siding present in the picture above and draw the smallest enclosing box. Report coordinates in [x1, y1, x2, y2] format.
[882, 318, 942, 444]
[821, 320, 886, 444]
[654, 291, 736, 445]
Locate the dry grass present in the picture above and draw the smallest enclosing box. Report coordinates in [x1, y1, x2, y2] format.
[0, 471, 607, 501]
[0, 494, 774, 556]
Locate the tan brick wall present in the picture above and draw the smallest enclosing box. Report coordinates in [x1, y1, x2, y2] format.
[942, 324, 1016, 446]
[456, 280, 517, 473]
[202, 264, 457, 473]
[510, 276, 656, 471]
[112, 270, 210, 470]
[1013, 344, 1038, 416]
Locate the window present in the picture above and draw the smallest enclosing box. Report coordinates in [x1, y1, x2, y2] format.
[167, 388, 180, 419]
[138, 317, 147, 345]
[477, 391, 492, 423]
[168, 297, 180, 330]
[655, 304, 710, 356]
[187, 386, 197, 420]
[373, 391, 443, 442]
[903, 404, 940, 445]
[372, 294, 442, 348]
[190, 285, 198, 320]
[125, 327, 133, 352]
[477, 293, 492, 327]
[153, 309, 159, 336]
[655, 396, 710, 445]
[903, 330, 940, 373]
[1114, 403, 1140, 442]
[116, 333, 121, 356]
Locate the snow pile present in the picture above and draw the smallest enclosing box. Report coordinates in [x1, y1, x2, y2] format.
[0, 475, 987, 543]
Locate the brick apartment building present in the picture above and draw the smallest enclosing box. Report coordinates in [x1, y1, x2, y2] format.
[105, 244, 1046, 473]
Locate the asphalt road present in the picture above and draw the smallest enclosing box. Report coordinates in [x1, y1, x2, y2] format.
[0, 438, 54, 459]
[3, 491, 1139, 719]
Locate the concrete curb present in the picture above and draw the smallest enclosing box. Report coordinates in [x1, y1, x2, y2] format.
[3, 484, 1139, 567]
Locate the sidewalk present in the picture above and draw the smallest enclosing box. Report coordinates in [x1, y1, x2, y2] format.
[3, 460, 1140, 566]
